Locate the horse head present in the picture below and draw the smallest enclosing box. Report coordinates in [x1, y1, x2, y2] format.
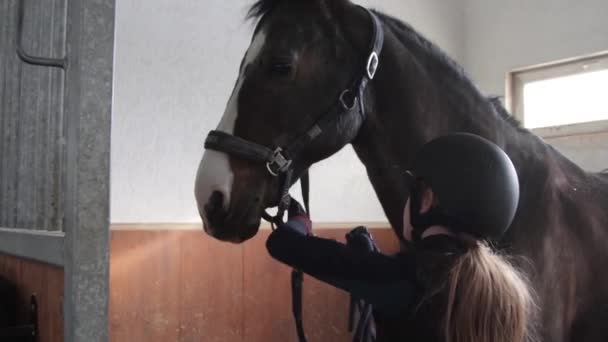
[195, 0, 375, 242]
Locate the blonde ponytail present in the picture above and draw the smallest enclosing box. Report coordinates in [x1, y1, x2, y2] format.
[444, 241, 537, 342]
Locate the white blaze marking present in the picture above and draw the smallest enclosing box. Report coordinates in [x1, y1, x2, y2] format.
[196, 31, 267, 216]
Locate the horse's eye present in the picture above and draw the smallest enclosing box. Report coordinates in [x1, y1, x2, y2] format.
[269, 60, 293, 76]
[270, 63, 292, 75]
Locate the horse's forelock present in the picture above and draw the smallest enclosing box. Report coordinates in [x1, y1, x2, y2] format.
[247, 0, 277, 20]
[247, 0, 350, 21]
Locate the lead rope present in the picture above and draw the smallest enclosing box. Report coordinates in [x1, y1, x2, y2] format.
[264, 170, 376, 342]
[261, 170, 310, 342]
[347, 227, 379, 342]
[261, 170, 293, 230]
[292, 170, 309, 342]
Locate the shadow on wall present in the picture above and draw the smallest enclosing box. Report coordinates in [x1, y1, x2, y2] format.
[0, 275, 37, 342]
[0, 275, 18, 327]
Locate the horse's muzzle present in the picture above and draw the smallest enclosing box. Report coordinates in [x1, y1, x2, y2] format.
[202, 191, 260, 243]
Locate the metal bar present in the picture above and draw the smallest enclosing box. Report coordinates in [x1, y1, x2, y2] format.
[16, 0, 67, 69]
[0, 227, 64, 266]
[62, 0, 114, 340]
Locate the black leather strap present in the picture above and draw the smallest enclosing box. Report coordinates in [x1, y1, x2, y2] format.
[346, 226, 379, 342]
[291, 269, 307, 341]
[284, 8, 384, 163]
[205, 130, 273, 163]
[301, 170, 310, 216]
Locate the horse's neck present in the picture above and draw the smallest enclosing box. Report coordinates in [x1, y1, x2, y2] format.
[351, 25, 589, 233]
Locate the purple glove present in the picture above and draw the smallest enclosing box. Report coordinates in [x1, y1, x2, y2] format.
[280, 198, 312, 235]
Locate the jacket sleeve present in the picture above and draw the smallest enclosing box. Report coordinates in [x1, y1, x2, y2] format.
[266, 226, 417, 316]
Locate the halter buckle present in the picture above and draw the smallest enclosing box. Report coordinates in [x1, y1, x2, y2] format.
[366, 51, 379, 79]
[339, 89, 357, 111]
[266, 148, 292, 176]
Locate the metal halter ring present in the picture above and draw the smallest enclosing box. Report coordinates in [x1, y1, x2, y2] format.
[339, 89, 357, 111]
[366, 52, 379, 79]
[266, 148, 292, 177]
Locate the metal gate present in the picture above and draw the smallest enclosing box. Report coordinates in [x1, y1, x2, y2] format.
[0, 0, 115, 341]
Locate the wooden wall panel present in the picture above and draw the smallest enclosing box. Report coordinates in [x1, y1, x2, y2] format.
[178, 231, 243, 342]
[242, 230, 303, 341]
[110, 230, 182, 342]
[110, 225, 399, 342]
[0, 253, 64, 342]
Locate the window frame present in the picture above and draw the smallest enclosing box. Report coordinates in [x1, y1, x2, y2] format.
[506, 51, 608, 138]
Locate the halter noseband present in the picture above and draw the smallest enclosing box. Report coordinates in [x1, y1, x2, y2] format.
[204, 7, 384, 227]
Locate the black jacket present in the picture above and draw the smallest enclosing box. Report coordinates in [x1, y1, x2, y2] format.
[266, 222, 470, 341]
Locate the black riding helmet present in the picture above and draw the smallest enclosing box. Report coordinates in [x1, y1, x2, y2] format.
[408, 133, 520, 241]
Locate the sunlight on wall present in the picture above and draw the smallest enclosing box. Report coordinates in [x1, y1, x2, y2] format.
[523, 69, 608, 128]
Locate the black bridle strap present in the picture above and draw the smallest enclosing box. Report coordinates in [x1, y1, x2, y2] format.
[205, 98, 354, 178]
[260, 172, 310, 341]
[283, 8, 385, 162]
[300, 171, 310, 215]
[353, 303, 374, 342]
[205, 130, 274, 163]
[291, 169, 309, 342]
[291, 269, 306, 342]
[261, 169, 294, 228]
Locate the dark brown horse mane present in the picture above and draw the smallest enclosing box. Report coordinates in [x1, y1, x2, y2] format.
[372, 11, 526, 133]
[488, 96, 526, 131]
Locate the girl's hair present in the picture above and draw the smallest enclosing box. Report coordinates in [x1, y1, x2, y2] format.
[443, 240, 538, 342]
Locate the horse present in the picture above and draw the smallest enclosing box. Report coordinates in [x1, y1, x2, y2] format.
[194, 1, 608, 341]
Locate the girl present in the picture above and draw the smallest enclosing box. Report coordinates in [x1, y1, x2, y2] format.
[267, 133, 537, 342]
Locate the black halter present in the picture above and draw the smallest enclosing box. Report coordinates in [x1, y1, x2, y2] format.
[204, 7, 384, 342]
[205, 7, 383, 227]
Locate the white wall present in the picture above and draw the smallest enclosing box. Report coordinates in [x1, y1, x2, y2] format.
[464, 0, 608, 97]
[111, 0, 466, 223]
[464, 0, 608, 172]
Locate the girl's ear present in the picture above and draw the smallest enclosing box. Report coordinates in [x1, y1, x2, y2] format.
[419, 188, 436, 215]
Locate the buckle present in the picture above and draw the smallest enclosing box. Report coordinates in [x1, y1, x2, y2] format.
[366, 51, 379, 79]
[339, 89, 357, 111]
[266, 148, 292, 176]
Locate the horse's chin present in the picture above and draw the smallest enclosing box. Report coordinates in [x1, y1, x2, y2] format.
[203, 219, 260, 244]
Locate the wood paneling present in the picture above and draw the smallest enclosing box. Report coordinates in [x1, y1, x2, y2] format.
[0, 253, 64, 342]
[179, 231, 243, 342]
[110, 225, 399, 342]
[242, 230, 299, 341]
[110, 230, 182, 342]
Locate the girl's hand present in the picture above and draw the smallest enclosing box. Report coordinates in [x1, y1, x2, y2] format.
[280, 198, 312, 235]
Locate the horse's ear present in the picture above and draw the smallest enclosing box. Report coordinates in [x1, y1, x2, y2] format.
[332, 1, 374, 54]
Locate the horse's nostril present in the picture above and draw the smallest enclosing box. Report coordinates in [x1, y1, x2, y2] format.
[205, 191, 226, 228]
[209, 191, 224, 210]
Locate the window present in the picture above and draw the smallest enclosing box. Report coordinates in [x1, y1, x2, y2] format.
[507, 52, 608, 137]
